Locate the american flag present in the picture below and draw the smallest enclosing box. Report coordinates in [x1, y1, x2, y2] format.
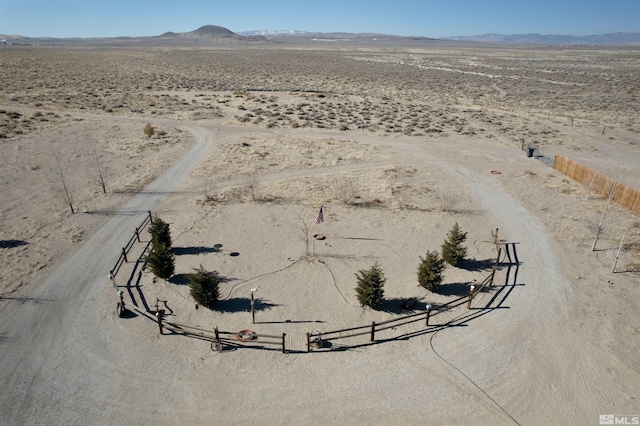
[316, 205, 324, 224]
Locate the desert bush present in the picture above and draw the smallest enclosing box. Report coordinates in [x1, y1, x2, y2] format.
[418, 250, 445, 292]
[188, 265, 221, 309]
[143, 123, 155, 137]
[355, 264, 386, 308]
[335, 179, 357, 204]
[438, 193, 460, 213]
[441, 222, 468, 266]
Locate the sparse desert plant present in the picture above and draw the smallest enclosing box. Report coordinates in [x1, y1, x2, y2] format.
[201, 175, 217, 201]
[418, 250, 445, 293]
[438, 192, 460, 213]
[294, 213, 313, 256]
[86, 136, 107, 194]
[355, 263, 386, 308]
[441, 222, 468, 266]
[50, 148, 75, 214]
[243, 173, 261, 202]
[187, 265, 221, 309]
[335, 178, 357, 204]
[143, 123, 155, 137]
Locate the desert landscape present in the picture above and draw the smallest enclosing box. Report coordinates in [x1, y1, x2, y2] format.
[0, 37, 639, 425]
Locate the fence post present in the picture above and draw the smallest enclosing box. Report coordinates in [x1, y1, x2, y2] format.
[306, 332, 311, 353]
[282, 333, 286, 354]
[214, 326, 220, 341]
[467, 285, 475, 310]
[370, 321, 376, 342]
[135, 227, 141, 242]
[122, 247, 128, 263]
[156, 309, 164, 335]
[148, 211, 153, 223]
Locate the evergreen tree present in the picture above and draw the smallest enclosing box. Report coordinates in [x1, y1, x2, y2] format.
[355, 264, 386, 308]
[441, 222, 468, 266]
[146, 242, 175, 280]
[418, 250, 445, 293]
[187, 265, 221, 309]
[148, 216, 172, 248]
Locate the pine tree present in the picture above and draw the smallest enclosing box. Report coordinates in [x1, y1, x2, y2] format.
[148, 216, 172, 248]
[418, 250, 445, 293]
[355, 264, 386, 308]
[146, 242, 175, 280]
[187, 265, 221, 309]
[441, 222, 468, 266]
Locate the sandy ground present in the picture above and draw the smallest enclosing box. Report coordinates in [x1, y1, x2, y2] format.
[0, 44, 639, 425]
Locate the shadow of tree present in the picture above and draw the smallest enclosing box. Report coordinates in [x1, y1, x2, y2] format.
[0, 296, 52, 304]
[438, 282, 473, 296]
[213, 297, 280, 313]
[375, 297, 426, 314]
[169, 274, 189, 285]
[457, 258, 495, 272]
[0, 240, 28, 249]
[169, 272, 234, 286]
[173, 246, 221, 256]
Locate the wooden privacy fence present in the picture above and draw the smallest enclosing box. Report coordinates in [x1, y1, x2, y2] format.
[554, 154, 640, 215]
[109, 211, 154, 279]
[306, 266, 497, 352]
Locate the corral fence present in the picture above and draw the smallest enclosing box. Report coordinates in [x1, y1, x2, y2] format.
[112, 216, 518, 354]
[554, 154, 640, 215]
[109, 211, 153, 280]
[160, 319, 287, 353]
[306, 266, 498, 352]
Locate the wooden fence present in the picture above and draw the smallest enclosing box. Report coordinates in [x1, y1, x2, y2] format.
[110, 211, 153, 279]
[161, 319, 287, 353]
[554, 155, 640, 215]
[306, 266, 497, 352]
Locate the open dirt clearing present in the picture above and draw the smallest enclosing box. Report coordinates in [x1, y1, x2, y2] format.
[0, 44, 639, 425]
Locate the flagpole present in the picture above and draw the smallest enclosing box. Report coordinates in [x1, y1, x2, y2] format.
[314, 205, 324, 256]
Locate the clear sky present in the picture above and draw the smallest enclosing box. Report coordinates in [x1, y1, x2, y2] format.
[0, 0, 638, 38]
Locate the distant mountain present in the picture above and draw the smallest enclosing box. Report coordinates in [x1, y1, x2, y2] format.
[156, 25, 264, 41]
[239, 29, 311, 36]
[2, 26, 638, 47]
[1, 25, 265, 46]
[445, 32, 640, 45]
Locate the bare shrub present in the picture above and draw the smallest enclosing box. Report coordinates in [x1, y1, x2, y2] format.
[243, 173, 261, 202]
[335, 179, 357, 204]
[294, 213, 313, 256]
[438, 192, 460, 213]
[201, 176, 217, 201]
[49, 148, 75, 214]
